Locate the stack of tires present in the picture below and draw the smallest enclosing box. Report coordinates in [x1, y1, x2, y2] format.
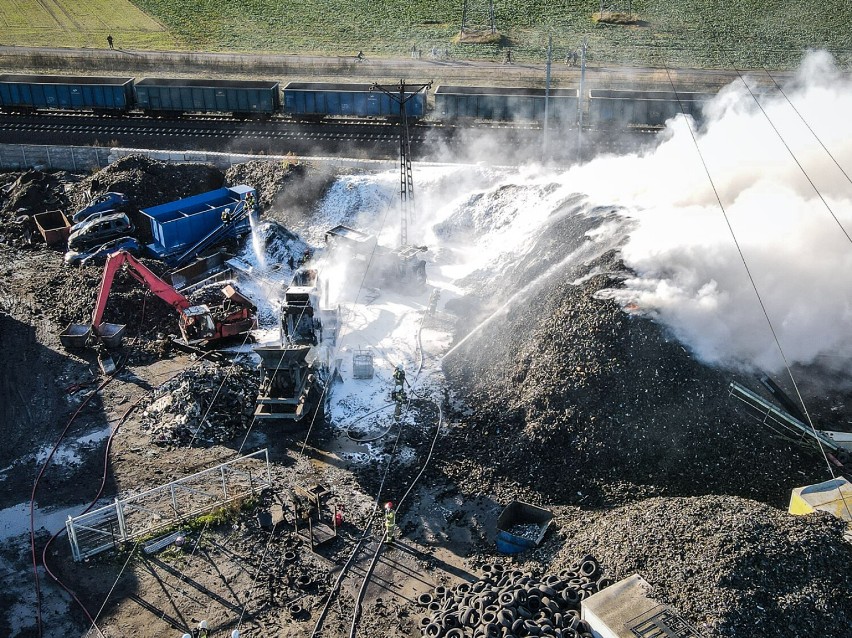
[417, 557, 612, 638]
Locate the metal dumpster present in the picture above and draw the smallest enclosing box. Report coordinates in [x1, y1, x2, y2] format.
[496, 501, 554, 554]
[97, 322, 126, 348]
[34, 210, 71, 245]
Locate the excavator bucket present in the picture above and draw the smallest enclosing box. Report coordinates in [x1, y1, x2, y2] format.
[59, 323, 92, 349]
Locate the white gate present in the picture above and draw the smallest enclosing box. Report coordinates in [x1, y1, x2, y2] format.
[66, 449, 271, 561]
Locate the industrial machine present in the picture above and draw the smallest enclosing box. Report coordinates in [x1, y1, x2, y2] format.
[59, 250, 257, 353]
[253, 271, 338, 424]
[729, 380, 851, 469]
[324, 224, 427, 288]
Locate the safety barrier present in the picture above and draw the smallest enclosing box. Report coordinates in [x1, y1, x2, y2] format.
[66, 449, 271, 561]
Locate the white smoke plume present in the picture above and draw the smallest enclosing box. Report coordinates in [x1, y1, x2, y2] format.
[588, 51, 852, 372]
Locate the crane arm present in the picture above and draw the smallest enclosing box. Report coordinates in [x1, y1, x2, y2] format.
[92, 250, 191, 328]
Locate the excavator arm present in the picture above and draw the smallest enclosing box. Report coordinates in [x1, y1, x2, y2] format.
[92, 251, 191, 329]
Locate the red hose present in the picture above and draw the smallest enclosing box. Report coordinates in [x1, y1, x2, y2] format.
[29, 371, 117, 636]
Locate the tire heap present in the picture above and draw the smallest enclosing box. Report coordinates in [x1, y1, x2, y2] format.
[417, 558, 611, 638]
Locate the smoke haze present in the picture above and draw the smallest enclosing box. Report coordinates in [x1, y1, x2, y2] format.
[582, 51, 852, 372]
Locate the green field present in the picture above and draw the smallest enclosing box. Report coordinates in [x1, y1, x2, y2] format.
[0, 0, 175, 49]
[1, 0, 850, 69]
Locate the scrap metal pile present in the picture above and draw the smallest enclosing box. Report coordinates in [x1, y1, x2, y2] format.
[437, 208, 852, 637]
[140, 360, 258, 445]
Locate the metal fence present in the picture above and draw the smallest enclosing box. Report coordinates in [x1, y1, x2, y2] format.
[66, 449, 271, 561]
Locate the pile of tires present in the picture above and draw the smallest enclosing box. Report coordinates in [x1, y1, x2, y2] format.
[417, 556, 612, 638]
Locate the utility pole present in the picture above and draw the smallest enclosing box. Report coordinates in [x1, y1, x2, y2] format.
[543, 35, 552, 159]
[461, 0, 496, 34]
[577, 38, 588, 162]
[370, 80, 432, 248]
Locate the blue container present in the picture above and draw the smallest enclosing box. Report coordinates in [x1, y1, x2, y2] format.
[283, 82, 426, 118]
[588, 89, 713, 127]
[135, 78, 280, 115]
[141, 185, 256, 259]
[434, 85, 578, 124]
[495, 501, 554, 555]
[0, 74, 134, 112]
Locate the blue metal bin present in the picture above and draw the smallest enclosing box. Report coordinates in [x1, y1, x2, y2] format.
[495, 501, 554, 554]
[141, 185, 257, 260]
[0, 74, 134, 112]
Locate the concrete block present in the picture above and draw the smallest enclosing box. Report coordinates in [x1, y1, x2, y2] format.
[581, 574, 700, 638]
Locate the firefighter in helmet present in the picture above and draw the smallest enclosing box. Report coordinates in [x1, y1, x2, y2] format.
[384, 501, 397, 543]
[391, 364, 407, 418]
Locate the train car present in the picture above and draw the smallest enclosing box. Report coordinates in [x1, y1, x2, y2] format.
[0, 74, 134, 114]
[588, 89, 714, 128]
[282, 82, 427, 119]
[434, 86, 579, 124]
[134, 78, 280, 117]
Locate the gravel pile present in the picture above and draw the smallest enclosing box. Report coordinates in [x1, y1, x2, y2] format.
[437, 204, 852, 637]
[0, 169, 78, 248]
[140, 359, 258, 446]
[545, 496, 852, 638]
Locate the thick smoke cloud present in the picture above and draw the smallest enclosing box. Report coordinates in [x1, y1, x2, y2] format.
[588, 51, 852, 372]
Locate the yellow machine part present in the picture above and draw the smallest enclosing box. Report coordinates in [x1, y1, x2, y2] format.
[789, 477, 852, 522]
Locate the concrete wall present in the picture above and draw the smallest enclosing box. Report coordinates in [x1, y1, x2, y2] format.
[0, 143, 397, 173]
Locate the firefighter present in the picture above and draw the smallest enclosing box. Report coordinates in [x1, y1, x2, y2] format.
[391, 364, 407, 418]
[221, 207, 232, 225]
[384, 501, 396, 543]
[245, 192, 256, 212]
[393, 364, 405, 389]
[197, 620, 209, 638]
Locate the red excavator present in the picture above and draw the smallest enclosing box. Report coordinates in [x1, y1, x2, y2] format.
[60, 250, 256, 355]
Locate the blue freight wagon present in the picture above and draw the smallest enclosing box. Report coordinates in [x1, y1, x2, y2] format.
[282, 82, 427, 118]
[141, 185, 257, 260]
[0, 74, 134, 113]
[588, 89, 714, 127]
[134, 78, 280, 116]
[434, 86, 579, 124]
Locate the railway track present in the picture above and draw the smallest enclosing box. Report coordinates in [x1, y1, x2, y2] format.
[0, 112, 659, 164]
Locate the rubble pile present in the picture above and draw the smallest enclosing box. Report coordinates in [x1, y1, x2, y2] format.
[440, 209, 825, 508]
[417, 559, 608, 638]
[66, 155, 224, 240]
[547, 496, 852, 637]
[0, 169, 77, 247]
[140, 360, 258, 445]
[225, 159, 336, 226]
[247, 220, 306, 266]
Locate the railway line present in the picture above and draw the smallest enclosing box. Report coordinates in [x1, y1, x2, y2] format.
[0, 112, 657, 163]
